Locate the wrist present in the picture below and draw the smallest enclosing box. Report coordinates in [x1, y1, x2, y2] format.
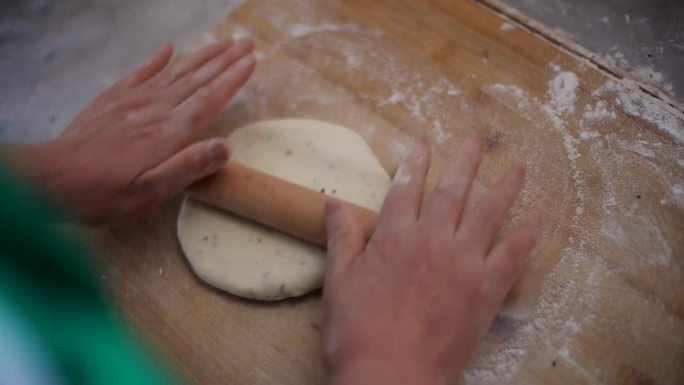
[3, 140, 75, 209]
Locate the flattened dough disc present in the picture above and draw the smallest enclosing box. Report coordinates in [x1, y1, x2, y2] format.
[177, 119, 391, 300]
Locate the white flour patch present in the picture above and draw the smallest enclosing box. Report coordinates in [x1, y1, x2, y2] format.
[616, 139, 656, 158]
[287, 22, 383, 38]
[671, 184, 684, 207]
[547, 71, 579, 118]
[374, 73, 460, 144]
[579, 128, 600, 140]
[500, 22, 515, 32]
[593, 79, 683, 142]
[633, 65, 674, 94]
[388, 139, 407, 166]
[582, 100, 616, 122]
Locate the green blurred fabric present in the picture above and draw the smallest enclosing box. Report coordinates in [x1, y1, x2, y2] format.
[0, 166, 175, 385]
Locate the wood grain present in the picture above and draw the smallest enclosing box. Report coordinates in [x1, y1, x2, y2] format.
[91, 1, 684, 384]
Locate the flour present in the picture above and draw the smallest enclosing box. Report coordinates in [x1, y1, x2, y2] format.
[582, 100, 617, 122]
[499, 22, 515, 32]
[603, 50, 629, 69]
[616, 139, 656, 158]
[547, 71, 579, 117]
[593, 79, 683, 142]
[633, 65, 674, 94]
[287, 22, 383, 38]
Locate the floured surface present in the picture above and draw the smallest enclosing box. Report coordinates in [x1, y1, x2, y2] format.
[93, 1, 684, 385]
[178, 119, 390, 300]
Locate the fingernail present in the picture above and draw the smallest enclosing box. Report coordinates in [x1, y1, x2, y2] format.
[209, 140, 229, 166]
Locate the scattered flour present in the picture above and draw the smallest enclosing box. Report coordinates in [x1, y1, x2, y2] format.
[487, 69, 586, 228]
[633, 65, 675, 94]
[603, 51, 629, 68]
[546, 71, 580, 118]
[593, 79, 683, 142]
[499, 22, 515, 32]
[388, 139, 407, 165]
[582, 100, 617, 122]
[616, 139, 656, 158]
[287, 22, 383, 38]
[579, 129, 600, 140]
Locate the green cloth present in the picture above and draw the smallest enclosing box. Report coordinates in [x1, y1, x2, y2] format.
[0, 166, 175, 385]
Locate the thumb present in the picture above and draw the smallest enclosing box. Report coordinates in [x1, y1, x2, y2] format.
[324, 200, 365, 281]
[136, 138, 229, 207]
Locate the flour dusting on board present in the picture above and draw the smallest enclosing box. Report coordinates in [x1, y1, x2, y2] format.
[499, 22, 515, 32]
[287, 22, 384, 38]
[477, 55, 683, 382]
[593, 79, 684, 142]
[214, 9, 683, 381]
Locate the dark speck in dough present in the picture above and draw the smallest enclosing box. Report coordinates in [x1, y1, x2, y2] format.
[285, 149, 293, 156]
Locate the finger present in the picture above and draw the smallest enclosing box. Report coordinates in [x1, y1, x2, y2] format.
[119, 43, 174, 88]
[375, 138, 431, 228]
[151, 38, 234, 87]
[172, 54, 256, 139]
[324, 200, 366, 282]
[167, 39, 254, 106]
[420, 135, 484, 232]
[457, 164, 526, 256]
[484, 213, 542, 305]
[92, 44, 173, 104]
[134, 138, 229, 207]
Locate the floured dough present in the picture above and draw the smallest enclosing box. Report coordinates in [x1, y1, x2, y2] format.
[177, 119, 391, 300]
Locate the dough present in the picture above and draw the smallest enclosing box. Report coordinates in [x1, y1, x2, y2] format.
[177, 119, 391, 300]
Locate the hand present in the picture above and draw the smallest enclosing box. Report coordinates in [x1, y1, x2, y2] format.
[14, 38, 255, 223]
[322, 136, 542, 384]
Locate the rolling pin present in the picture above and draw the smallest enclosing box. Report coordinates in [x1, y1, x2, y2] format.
[186, 162, 378, 247]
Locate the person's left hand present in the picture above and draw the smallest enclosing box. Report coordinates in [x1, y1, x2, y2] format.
[14, 38, 255, 223]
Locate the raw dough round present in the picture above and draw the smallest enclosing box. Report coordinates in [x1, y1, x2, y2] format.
[177, 119, 391, 300]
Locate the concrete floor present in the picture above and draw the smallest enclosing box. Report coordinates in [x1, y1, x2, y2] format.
[1, 0, 682, 143]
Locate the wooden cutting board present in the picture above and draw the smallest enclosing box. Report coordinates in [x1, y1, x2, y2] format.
[91, 1, 684, 384]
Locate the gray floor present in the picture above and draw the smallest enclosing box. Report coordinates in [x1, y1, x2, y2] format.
[1, 0, 682, 143]
[1, 0, 243, 142]
[504, 0, 683, 97]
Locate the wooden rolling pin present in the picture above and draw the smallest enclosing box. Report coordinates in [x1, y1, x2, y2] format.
[186, 162, 378, 247]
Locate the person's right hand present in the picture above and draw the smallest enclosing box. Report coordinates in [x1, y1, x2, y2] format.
[322, 136, 542, 385]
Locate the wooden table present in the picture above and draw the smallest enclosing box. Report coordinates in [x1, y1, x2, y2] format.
[93, 1, 684, 384]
